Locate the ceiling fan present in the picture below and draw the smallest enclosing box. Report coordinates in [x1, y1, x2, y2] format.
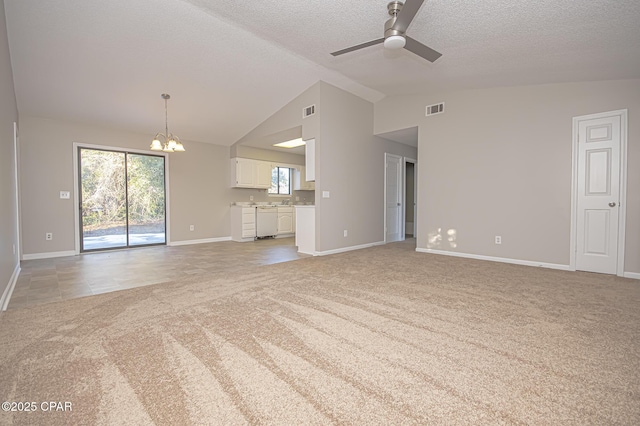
[330, 0, 442, 63]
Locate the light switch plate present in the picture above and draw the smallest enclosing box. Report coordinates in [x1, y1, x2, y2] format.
[322, 191, 330, 198]
[60, 191, 70, 199]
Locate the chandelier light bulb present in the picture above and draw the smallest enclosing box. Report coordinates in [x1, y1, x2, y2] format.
[150, 138, 163, 151]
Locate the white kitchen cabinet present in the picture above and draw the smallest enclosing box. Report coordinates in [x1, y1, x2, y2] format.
[293, 166, 315, 191]
[231, 158, 272, 189]
[233, 158, 254, 187]
[254, 160, 272, 188]
[277, 207, 294, 235]
[231, 206, 256, 241]
[305, 138, 315, 181]
[295, 205, 315, 255]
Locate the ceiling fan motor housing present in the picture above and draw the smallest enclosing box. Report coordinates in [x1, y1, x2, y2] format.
[387, 1, 404, 16]
[384, 1, 406, 49]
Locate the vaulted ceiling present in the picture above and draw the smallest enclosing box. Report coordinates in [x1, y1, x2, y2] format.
[4, 0, 640, 146]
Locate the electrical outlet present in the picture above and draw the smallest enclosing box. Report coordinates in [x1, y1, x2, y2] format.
[12, 244, 15, 255]
[46, 232, 53, 241]
[59, 191, 70, 199]
[344, 230, 348, 237]
[189, 225, 194, 231]
[495, 236, 502, 245]
[295, 196, 300, 201]
[250, 196, 254, 201]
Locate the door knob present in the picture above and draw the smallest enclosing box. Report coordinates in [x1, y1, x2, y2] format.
[609, 202, 616, 207]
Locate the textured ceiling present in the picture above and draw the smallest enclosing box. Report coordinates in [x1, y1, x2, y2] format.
[4, 0, 640, 147]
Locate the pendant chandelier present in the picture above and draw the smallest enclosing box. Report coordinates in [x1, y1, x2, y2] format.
[150, 93, 185, 152]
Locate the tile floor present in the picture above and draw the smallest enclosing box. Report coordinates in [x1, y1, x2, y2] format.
[8, 237, 308, 310]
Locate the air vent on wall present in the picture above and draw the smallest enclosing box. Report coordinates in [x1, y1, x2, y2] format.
[303, 104, 316, 118]
[425, 102, 445, 116]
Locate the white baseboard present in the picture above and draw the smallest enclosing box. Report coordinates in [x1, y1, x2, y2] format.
[22, 250, 76, 260]
[315, 241, 385, 257]
[623, 272, 640, 280]
[168, 236, 232, 247]
[416, 248, 573, 271]
[1, 263, 21, 311]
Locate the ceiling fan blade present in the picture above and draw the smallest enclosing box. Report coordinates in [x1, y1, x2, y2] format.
[392, 0, 425, 33]
[331, 38, 384, 56]
[404, 36, 442, 62]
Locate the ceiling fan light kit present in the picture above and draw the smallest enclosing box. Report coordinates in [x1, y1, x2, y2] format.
[331, 0, 442, 63]
[384, 35, 406, 50]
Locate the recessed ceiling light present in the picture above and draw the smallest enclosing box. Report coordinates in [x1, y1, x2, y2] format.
[273, 138, 306, 148]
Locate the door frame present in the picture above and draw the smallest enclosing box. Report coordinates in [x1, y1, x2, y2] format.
[570, 109, 627, 276]
[403, 157, 417, 238]
[384, 153, 417, 243]
[73, 143, 171, 254]
[384, 153, 403, 243]
[13, 122, 21, 261]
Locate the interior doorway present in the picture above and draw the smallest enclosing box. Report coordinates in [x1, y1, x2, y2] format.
[78, 147, 167, 252]
[404, 158, 417, 238]
[385, 153, 418, 244]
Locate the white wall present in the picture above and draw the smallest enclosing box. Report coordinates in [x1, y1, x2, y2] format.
[375, 79, 640, 273]
[232, 80, 417, 254]
[0, 0, 20, 307]
[316, 82, 417, 253]
[18, 116, 241, 257]
[234, 82, 321, 147]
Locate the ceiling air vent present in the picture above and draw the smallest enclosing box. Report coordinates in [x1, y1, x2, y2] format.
[303, 104, 316, 118]
[425, 102, 445, 116]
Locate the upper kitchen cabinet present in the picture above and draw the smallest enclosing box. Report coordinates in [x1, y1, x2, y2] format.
[231, 158, 272, 189]
[254, 161, 272, 188]
[305, 138, 315, 181]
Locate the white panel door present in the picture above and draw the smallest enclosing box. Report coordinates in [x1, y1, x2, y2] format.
[385, 153, 403, 243]
[576, 115, 621, 274]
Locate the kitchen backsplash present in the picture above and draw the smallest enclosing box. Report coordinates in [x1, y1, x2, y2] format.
[231, 188, 315, 206]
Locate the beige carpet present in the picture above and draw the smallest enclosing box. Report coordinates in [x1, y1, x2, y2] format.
[1, 242, 639, 425]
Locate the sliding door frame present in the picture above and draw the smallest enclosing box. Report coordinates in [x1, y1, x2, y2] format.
[73, 143, 171, 254]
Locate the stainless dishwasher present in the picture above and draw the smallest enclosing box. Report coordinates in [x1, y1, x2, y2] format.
[255, 206, 278, 238]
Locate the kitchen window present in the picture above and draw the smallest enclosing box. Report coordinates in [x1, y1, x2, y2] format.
[269, 166, 291, 195]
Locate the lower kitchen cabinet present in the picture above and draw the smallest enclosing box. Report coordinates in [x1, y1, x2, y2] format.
[231, 206, 256, 242]
[231, 205, 296, 241]
[277, 207, 294, 235]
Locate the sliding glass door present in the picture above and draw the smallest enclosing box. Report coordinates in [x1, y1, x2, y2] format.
[79, 148, 166, 252]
